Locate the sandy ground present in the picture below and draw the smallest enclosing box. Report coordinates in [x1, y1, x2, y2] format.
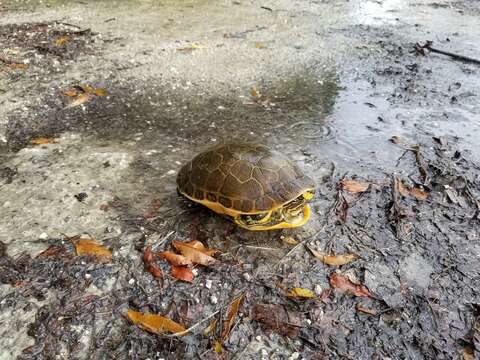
[0, 0, 479, 359]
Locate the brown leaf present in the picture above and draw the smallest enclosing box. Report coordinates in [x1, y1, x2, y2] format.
[356, 304, 378, 315]
[463, 346, 475, 360]
[76, 84, 96, 93]
[251, 303, 303, 338]
[172, 240, 217, 266]
[62, 89, 79, 97]
[250, 86, 260, 98]
[338, 179, 370, 193]
[127, 310, 186, 335]
[54, 36, 70, 46]
[397, 181, 428, 201]
[36, 245, 70, 258]
[10, 62, 28, 70]
[221, 293, 245, 340]
[73, 238, 112, 262]
[29, 137, 58, 145]
[67, 93, 91, 108]
[158, 251, 192, 266]
[171, 265, 194, 282]
[183, 240, 220, 257]
[143, 246, 162, 278]
[203, 319, 218, 336]
[329, 273, 373, 298]
[307, 246, 358, 266]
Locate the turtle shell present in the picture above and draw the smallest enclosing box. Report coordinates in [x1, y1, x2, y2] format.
[177, 143, 315, 214]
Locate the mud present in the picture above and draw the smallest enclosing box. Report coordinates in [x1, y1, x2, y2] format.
[1, 0, 479, 359]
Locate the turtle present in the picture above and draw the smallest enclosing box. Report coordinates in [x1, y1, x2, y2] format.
[177, 143, 315, 231]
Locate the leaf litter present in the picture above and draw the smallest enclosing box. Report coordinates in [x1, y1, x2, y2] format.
[127, 310, 186, 335]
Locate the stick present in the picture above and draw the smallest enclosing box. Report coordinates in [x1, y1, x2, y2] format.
[416, 41, 480, 65]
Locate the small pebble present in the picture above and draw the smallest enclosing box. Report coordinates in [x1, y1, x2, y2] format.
[289, 352, 300, 360]
[243, 273, 252, 282]
[210, 294, 218, 304]
[85, 273, 91, 279]
[128, 278, 135, 285]
[167, 170, 176, 175]
[314, 284, 323, 295]
[39, 232, 48, 240]
[205, 279, 212, 289]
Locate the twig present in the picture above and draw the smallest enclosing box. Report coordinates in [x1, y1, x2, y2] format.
[416, 41, 480, 65]
[409, 145, 429, 184]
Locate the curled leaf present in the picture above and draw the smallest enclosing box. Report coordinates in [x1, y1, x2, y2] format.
[183, 240, 220, 257]
[329, 273, 373, 298]
[73, 238, 112, 263]
[287, 287, 315, 298]
[307, 246, 358, 266]
[172, 240, 217, 266]
[221, 293, 245, 340]
[171, 265, 194, 282]
[67, 93, 91, 108]
[127, 310, 186, 335]
[143, 246, 162, 278]
[396, 181, 428, 201]
[338, 179, 370, 193]
[29, 137, 58, 145]
[158, 251, 192, 266]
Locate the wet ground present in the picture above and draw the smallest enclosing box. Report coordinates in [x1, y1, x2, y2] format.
[1, 0, 479, 359]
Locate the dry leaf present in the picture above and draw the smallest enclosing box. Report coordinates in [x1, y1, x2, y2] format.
[203, 319, 218, 336]
[329, 273, 373, 298]
[10, 62, 28, 70]
[397, 181, 428, 201]
[143, 246, 162, 278]
[93, 87, 108, 96]
[158, 251, 192, 266]
[183, 240, 220, 257]
[287, 287, 315, 298]
[338, 179, 370, 193]
[67, 93, 91, 108]
[463, 346, 475, 360]
[221, 293, 245, 340]
[356, 304, 378, 315]
[254, 42, 266, 49]
[36, 245, 70, 258]
[73, 238, 112, 262]
[62, 89, 79, 97]
[171, 265, 194, 282]
[29, 137, 58, 145]
[77, 84, 96, 93]
[214, 340, 223, 354]
[172, 240, 217, 266]
[250, 86, 260, 98]
[282, 236, 298, 245]
[307, 246, 358, 266]
[54, 36, 70, 46]
[127, 310, 186, 335]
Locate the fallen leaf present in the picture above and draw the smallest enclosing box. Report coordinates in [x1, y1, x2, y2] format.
[254, 42, 266, 49]
[251, 303, 303, 338]
[127, 310, 186, 335]
[307, 246, 358, 266]
[356, 304, 378, 315]
[73, 238, 112, 262]
[172, 240, 217, 266]
[29, 137, 58, 145]
[250, 86, 260, 98]
[338, 179, 370, 193]
[143, 246, 162, 278]
[221, 293, 245, 340]
[329, 273, 373, 298]
[10, 62, 28, 70]
[214, 340, 223, 354]
[287, 287, 316, 298]
[203, 319, 218, 336]
[67, 93, 91, 108]
[282, 236, 298, 245]
[76, 84, 96, 93]
[410, 187, 428, 201]
[158, 251, 192, 266]
[62, 89, 79, 97]
[183, 240, 220, 257]
[463, 346, 475, 360]
[171, 265, 194, 282]
[93, 87, 108, 97]
[54, 36, 70, 46]
[36, 245, 70, 258]
[396, 181, 428, 201]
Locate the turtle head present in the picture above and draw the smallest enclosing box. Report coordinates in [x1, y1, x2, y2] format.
[234, 191, 314, 231]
